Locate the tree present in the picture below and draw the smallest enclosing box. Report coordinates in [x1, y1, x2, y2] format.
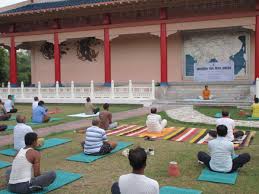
[17, 50, 31, 86]
[0, 47, 9, 84]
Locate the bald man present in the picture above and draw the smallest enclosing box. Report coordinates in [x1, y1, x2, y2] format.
[13, 115, 33, 150]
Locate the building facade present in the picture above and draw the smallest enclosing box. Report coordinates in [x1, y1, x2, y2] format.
[0, 0, 257, 86]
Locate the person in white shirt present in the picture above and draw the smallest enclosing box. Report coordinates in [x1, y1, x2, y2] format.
[13, 115, 33, 151]
[146, 108, 167, 133]
[111, 147, 159, 194]
[198, 125, 250, 173]
[4, 95, 17, 113]
[215, 111, 244, 141]
[6, 132, 56, 193]
[32, 97, 39, 110]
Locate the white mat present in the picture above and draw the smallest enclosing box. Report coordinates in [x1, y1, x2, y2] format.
[67, 112, 99, 118]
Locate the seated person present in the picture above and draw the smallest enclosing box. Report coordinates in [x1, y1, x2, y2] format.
[99, 103, 118, 130]
[32, 101, 50, 123]
[82, 118, 117, 155]
[213, 111, 243, 141]
[199, 85, 213, 100]
[146, 108, 167, 133]
[251, 97, 259, 118]
[198, 125, 250, 173]
[85, 97, 100, 114]
[6, 133, 56, 194]
[13, 115, 33, 151]
[4, 95, 17, 113]
[111, 147, 159, 194]
[0, 124, 7, 132]
[0, 99, 11, 121]
[32, 96, 39, 110]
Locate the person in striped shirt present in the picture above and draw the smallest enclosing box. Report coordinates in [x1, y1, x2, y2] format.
[82, 118, 117, 155]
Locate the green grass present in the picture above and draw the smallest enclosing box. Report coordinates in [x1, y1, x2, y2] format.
[0, 111, 258, 193]
[0, 103, 142, 136]
[194, 106, 252, 121]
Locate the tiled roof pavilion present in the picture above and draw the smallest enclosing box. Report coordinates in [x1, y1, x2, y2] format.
[0, 0, 136, 16]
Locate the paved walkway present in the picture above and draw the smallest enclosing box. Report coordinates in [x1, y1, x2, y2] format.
[166, 106, 259, 128]
[0, 105, 173, 147]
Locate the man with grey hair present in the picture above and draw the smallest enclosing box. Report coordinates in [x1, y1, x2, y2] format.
[13, 115, 33, 150]
[82, 118, 117, 155]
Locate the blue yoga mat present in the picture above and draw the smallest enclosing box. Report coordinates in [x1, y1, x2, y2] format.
[247, 117, 259, 120]
[214, 112, 222, 118]
[27, 118, 64, 125]
[198, 168, 238, 185]
[66, 142, 133, 163]
[0, 160, 11, 169]
[160, 186, 202, 194]
[0, 138, 71, 157]
[0, 170, 82, 194]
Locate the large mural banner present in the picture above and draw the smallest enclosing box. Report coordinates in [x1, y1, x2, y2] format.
[184, 30, 249, 78]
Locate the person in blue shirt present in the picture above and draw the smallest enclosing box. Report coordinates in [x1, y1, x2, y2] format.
[32, 101, 50, 123]
[197, 125, 250, 173]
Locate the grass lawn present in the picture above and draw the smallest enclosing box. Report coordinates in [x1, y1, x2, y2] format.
[0, 103, 142, 136]
[194, 106, 252, 121]
[0, 111, 258, 194]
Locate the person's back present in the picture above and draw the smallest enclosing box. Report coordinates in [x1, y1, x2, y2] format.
[252, 103, 259, 118]
[85, 102, 94, 114]
[32, 106, 46, 123]
[84, 125, 107, 154]
[9, 147, 33, 184]
[208, 137, 234, 172]
[0, 103, 6, 116]
[4, 99, 13, 113]
[216, 117, 234, 141]
[99, 110, 111, 130]
[119, 173, 159, 194]
[14, 122, 33, 150]
[146, 114, 162, 132]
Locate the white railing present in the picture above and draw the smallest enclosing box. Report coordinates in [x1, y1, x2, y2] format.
[0, 80, 155, 103]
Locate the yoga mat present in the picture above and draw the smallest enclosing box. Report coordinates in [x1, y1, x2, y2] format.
[160, 186, 202, 194]
[67, 112, 99, 118]
[66, 141, 133, 163]
[0, 160, 11, 169]
[214, 112, 222, 118]
[247, 117, 259, 120]
[6, 126, 14, 131]
[27, 118, 63, 125]
[197, 168, 238, 184]
[0, 170, 82, 194]
[0, 138, 71, 156]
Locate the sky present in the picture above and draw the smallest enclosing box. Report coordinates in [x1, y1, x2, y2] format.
[0, 0, 26, 8]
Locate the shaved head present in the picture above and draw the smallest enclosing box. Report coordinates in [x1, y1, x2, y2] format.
[16, 115, 26, 123]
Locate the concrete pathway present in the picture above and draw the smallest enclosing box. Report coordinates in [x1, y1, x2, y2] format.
[0, 105, 173, 147]
[166, 106, 259, 128]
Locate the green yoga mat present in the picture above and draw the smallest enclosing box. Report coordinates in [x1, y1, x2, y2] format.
[6, 126, 14, 131]
[214, 112, 222, 118]
[0, 170, 82, 194]
[0, 160, 11, 169]
[198, 168, 238, 185]
[160, 186, 202, 194]
[27, 118, 63, 125]
[247, 117, 259, 120]
[0, 138, 71, 157]
[66, 141, 133, 163]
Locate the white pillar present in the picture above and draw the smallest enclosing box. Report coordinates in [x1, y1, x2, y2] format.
[71, 81, 74, 98]
[1, 82, 4, 88]
[90, 80, 94, 99]
[152, 80, 155, 100]
[129, 80, 133, 99]
[37, 82, 41, 98]
[21, 81, 24, 98]
[55, 81, 59, 98]
[7, 82, 10, 95]
[111, 80, 114, 99]
[256, 78, 259, 98]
